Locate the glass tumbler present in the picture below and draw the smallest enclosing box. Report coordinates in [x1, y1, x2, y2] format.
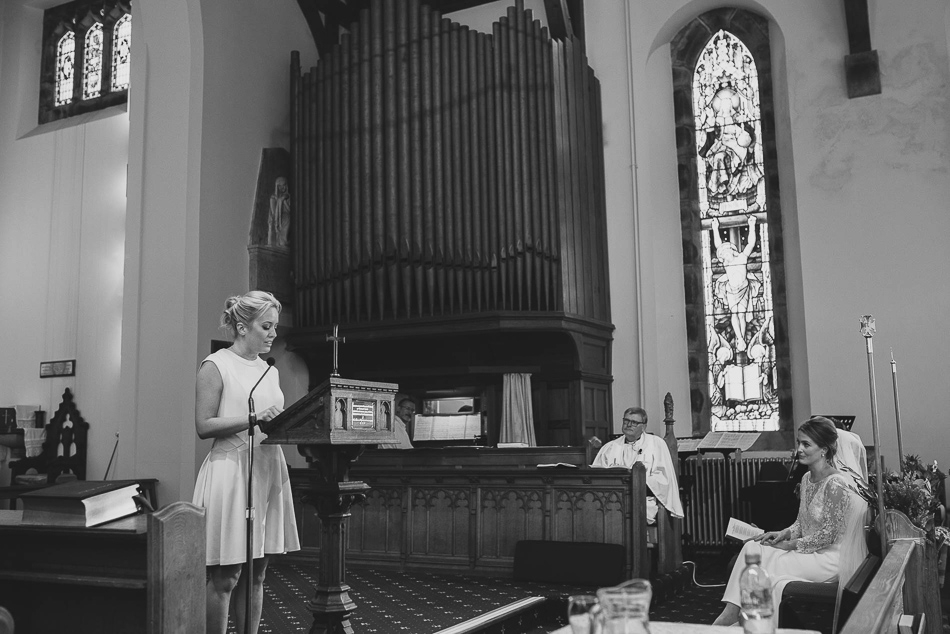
[567, 594, 601, 634]
[596, 578, 652, 634]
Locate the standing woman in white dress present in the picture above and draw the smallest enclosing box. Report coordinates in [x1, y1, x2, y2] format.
[193, 291, 300, 634]
[713, 416, 868, 627]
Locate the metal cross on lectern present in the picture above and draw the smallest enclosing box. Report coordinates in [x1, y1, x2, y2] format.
[326, 324, 345, 377]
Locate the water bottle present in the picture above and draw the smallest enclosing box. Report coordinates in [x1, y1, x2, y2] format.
[739, 547, 773, 634]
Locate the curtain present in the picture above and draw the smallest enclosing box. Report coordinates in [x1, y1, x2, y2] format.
[500, 373, 537, 446]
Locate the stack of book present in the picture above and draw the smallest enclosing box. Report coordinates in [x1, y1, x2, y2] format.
[19, 480, 142, 527]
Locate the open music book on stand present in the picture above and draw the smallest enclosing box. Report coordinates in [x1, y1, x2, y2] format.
[411, 413, 486, 447]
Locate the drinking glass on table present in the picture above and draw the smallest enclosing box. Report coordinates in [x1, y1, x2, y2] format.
[596, 578, 651, 634]
[567, 594, 601, 634]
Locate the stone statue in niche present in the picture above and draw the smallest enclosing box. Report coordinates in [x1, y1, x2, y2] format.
[268, 176, 291, 248]
[248, 148, 293, 305]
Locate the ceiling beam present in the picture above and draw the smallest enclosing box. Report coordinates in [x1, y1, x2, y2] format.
[842, 0, 880, 98]
[542, 0, 573, 40]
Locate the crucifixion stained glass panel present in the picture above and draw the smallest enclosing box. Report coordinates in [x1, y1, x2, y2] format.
[693, 30, 778, 432]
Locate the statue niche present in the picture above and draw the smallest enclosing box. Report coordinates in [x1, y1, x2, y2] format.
[248, 147, 293, 304]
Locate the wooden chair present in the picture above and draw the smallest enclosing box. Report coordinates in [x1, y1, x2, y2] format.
[0, 388, 88, 508]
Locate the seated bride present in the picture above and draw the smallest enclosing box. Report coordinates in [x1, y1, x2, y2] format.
[713, 416, 868, 628]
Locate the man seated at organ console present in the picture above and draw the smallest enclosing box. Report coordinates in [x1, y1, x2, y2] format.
[591, 406, 684, 524]
[378, 397, 414, 450]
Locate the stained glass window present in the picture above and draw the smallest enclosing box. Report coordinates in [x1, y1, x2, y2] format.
[82, 23, 103, 100]
[111, 14, 130, 92]
[693, 30, 777, 431]
[40, 1, 131, 124]
[55, 32, 76, 106]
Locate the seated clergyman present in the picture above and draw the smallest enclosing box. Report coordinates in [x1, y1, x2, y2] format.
[378, 397, 415, 450]
[591, 406, 684, 524]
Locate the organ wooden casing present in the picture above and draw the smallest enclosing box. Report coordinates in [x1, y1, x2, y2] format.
[286, 0, 613, 445]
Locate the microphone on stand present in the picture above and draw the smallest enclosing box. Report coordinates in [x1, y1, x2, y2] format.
[248, 357, 277, 430]
[244, 356, 276, 634]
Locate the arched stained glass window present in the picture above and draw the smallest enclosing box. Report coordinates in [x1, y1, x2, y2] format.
[111, 14, 131, 92]
[82, 23, 104, 100]
[671, 9, 792, 435]
[40, 1, 131, 125]
[693, 30, 776, 431]
[55, 32, 76, 107]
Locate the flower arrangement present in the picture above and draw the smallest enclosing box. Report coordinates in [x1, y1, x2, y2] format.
[846, 455, 946, 536]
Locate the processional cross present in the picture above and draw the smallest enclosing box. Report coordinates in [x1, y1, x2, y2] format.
[327, 324, 345, 377]
[860, 314, 887, 556]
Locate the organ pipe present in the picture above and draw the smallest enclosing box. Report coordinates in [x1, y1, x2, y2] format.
[290, 0, 608, 327]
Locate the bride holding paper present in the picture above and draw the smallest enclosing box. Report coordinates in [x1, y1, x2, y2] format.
[713, 416, 868, 627]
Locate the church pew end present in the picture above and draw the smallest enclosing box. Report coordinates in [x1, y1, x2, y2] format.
[840, 540, 914, 634]
[435, 596, 547, 634]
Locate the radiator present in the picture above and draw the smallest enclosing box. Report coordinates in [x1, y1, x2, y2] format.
[679, 454, 795, 547]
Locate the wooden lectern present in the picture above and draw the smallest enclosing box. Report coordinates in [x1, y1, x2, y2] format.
[262, 375, 398, 634]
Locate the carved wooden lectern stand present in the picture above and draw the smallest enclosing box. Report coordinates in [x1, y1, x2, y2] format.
[263, 374, 397, 634]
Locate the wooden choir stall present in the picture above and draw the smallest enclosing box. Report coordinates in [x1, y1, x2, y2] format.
[289, 445, 683, 582]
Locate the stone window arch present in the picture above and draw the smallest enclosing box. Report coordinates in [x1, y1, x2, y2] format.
[670, 9, 792, 434]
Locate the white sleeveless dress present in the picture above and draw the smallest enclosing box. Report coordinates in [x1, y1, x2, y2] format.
[192, 349, 300, 566]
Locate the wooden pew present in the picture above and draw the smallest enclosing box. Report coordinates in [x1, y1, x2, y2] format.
[840, 540, 914, 634]
[0, 502, 205, 634]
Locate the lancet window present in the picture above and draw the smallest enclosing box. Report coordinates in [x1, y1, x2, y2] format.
[54, 32, 76, 106]
[39, 0, 131, 125]
[111, 14, 131, 92]
[82, 23, 104, 100]
[671, 10, 792, 434]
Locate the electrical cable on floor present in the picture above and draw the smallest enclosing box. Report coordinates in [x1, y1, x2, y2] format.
[682, 560, 727, 588]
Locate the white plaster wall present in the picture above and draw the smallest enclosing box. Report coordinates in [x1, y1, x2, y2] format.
[119, 0, 203, 506]
[193, 0, 318, 476]
[0, 2, 128, 483]
[787, 0, 950, 468]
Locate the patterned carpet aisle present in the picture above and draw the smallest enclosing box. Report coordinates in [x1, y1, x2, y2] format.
[223, 557, 734, 634]
[248, 563, 605, 634]
[228, 551, 950, 633]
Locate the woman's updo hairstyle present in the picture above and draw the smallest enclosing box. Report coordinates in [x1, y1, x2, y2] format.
[798, 416, 838, 462]
[220, 290, 282, 339]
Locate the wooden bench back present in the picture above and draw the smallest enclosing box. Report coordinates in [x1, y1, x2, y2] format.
[840, 540, 914, 634]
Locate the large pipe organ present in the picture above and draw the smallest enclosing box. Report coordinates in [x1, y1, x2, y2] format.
[287, 0, 614, 444]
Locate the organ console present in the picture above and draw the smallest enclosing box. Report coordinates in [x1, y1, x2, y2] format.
[286, 0, 614, 445]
